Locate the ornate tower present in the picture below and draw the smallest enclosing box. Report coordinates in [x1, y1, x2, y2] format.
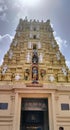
[0, 18, 70, 83]
[0, 18, 70, 130]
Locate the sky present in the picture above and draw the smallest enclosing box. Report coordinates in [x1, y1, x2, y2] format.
[0, 0, 70, 68]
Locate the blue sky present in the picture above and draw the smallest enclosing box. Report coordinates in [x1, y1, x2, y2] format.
[0, 0, 70, 68]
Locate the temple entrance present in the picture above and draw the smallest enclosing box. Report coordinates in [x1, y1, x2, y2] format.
[20, 98, 49, 130]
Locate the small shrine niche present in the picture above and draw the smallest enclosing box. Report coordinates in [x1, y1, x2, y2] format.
[2, 65, 8, 75]
[32, 66, 38, 83]
[32, 43, 39, 83]
[33, 44, 37, 50]
[32, 51, 38, 64]
[34, 27, 36, 31]
[33, 35, 36, 39]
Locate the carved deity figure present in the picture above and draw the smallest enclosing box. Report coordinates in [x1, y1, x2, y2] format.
[28, 42, 32, 49]
[2, 65, 8, 75]
[9, 50, 13, 59]
[32, 51, 38, 64]
[56, 51, 60, 60]
[24, 69, 30, 80]
[39, 53, 43, 63]
[38, 42, 41, 49]
[26, 53, 31, 63]
[32, 67, 38, 82]
[40, 69, 46, 78]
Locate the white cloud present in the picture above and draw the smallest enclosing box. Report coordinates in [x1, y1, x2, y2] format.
[0, 34, 13, 41]
[0, 34, 13, 65]
[13, 0, 41, 8]
[53, 30, 70, 69]
[13, 0, 61, 9]
[12, 0, 62, 20]
[66, 61, 70, 69]
[50, 23, 54, 28]
[53, 31, 68, 51]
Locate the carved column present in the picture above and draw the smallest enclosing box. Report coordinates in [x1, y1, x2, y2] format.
[12, 92, 19, 130]
[51, 93, 57, 130]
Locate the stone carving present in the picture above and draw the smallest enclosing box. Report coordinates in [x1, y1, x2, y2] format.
[9, 50, 13, 59]
[24, 69, 30, 80]
[38, 42, 41, 49]
[13, 40, 17, 46]
[23, 100, 47, 110]
[62, 67, 67, 76]
[56, 51, 60, 60]
[37, 26, 39, 31]
[17, 32, 20, 37]
[17, 19, 23, 31]
[49, 33, 52, 38]
[30, 33, 33, 38]
[49, 75, 55, 82]
[40, 69, 46, 78]
[20, 25, 23, 31]
[26, 52, 31, 63]
[39, 53, 43, 63]
[2, 65, 8, 75]
[32, 67, 38, 82]
[15, 74, 20, 80]
[30, 26, 33, 31]
[51, 41, 56, 48]
[37, 33, 40, 38]
[32, 51, 38, 64]
[0, 19, 69, 84]
[28, 42, 32, 49]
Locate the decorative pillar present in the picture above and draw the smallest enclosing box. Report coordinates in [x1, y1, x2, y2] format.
[51, 93, 57, 130]
[17, 96, 21, 130]
[10, 95, 15, 115]
[48, 95, 53, 130]
[12, 92, 19, 130]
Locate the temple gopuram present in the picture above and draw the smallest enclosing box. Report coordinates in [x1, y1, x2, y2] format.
[0, 18, 70, 130]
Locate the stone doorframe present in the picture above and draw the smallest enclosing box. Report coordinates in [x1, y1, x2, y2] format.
[12, 89, 57, 130]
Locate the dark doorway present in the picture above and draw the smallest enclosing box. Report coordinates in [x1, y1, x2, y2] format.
[33, 35, 36, 39]
[20, 98, 49, 130]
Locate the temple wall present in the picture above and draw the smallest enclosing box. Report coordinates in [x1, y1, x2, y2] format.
[0, 85, 70, 130]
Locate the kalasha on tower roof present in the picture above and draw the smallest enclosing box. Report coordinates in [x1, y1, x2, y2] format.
[0, 17, 70, 85]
